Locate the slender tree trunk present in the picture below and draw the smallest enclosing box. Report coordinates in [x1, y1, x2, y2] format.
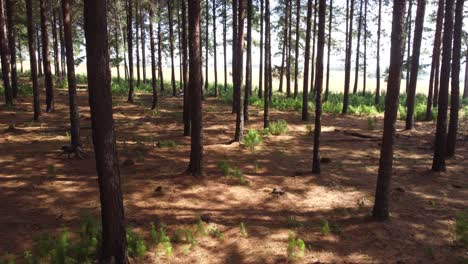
[59, 11, 66, 78]
[52, 10, 60, 78]
[302, 0, 313, 121]
[372, 0, 406, 221]
[324, 0, 332, 101]
[244, 0, 252, 121]
[425, 0, 444, 119]
[223, 0, 227, 91]
[405, 0, 413, 95]
[168, 0, 177, 96]
[114, 26, 121, 81]
[264, 0, 271, 128]
[234, 0, 245, 142]
[149, 6, 158, 110]
[353, 0, 363, 94]
[26, 0, 40, 120]
[178, 3, 183, 91]
[157, 10, 164, 92]
[182, 0, 190, 136]
[213, 0, 218, 97]
[464, 50, 468, 99]
[310, 0, 317, 92]
[140, 6, 146, 83]
[432, 0, 454, 172]
[312, 0, 326, 174]
[0, 0, 12, 106]
[446, 0, 464, 157]
[204, 0, 209, 93]
[40, 0, 55, 112]
[362, 0, 367, 94]
[342, 0, 355, 114]
[62, 0, 82, 152]
[187, 0, 203, 176]
[375, 0, 381, 104]
[83, 0, 129, 261]
[127, 0, 135, 102]
[405, 0, 426, 130]
[36, 26, 42, 77]
[286, 0, 292, 98]
[279, 2, 288, 94]
[293, 0, 300, 98]
[18, 37, 23, 73]
[259, 0, 264, 99]
[135, 0, 141, 87]
[6, 0, 17, 99]
[232, 0, 238, 113]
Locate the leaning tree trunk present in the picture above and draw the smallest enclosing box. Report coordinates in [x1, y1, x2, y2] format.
[52, 10, 60, 78]
[342, 0, 355, 114]
[127, 0, 135, 102]
[353, 0, 363, 94]
[149, 6, 158, 110]
[187, 0, 203, 176]
[425, 0, 444, 120]
[168, 0, 176, 96]
[432, 0, 454, 172]
[293, 0, 300, 98]
[6, 0, 17, 99]
[62, 0, 83, 155]
[446, 0, 464, 157]
[324, 0, 332, 101]
[312, 0, 326, 174]
[244, 0, 252, 121]
[258, 0, 264, 99]
[83, 0, 128, 261]
[375, 0, 382, 104]
[234, 0, 245, 142]
[372, 0, 406, 221]
[26, 0, 40, 120]
[405, 0, 426, 130]
[301, 0, 313, 122]
[40, 0, 55, 112]
[264, 0, 271, 129]
[0, 0, 12, 106]
[182, 0, 190, 136]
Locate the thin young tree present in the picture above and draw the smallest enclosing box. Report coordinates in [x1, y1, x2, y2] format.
[286, 0, 292, 97]
[59, 12, 66, 78]
[140, 6, 146, 83]
[168, 0, 177, 96]
[234, 0, 245, 142]
[375, 0, 382, 104]
[464, 49, 467, 99]
[36, 25, 43, 77]
[258, 0, 264, 98]
[6, 0, 17, 99]
[372, 0, 406, 221]
[232, 0, 238, 113]
[312, 0, 326, 174]
[244, 0, 252, 121]
[446, 0, 464, 157]
[293, 0, 300, 98]
[157, 7, 164, 92]
[62, 0, 84, 158]
[52, 10, 60, 78]
[310, 0, 317, 92]
[362, 0, 367, 94]
[213, 0, 218, 97]
[182, 0, 190, 136]
[223, 0, 227, 91]
[302, 0, 313, 121]
[342, 0, 355, 114]
[187, 0, 203, 176]
[204, 0, 209, 93]
[353, 0, 363, 94]
[278, 0, 289, 94]
[149, 4, 158, 110]
[0, 0, 12, 106]
[405, 0, 426, 130]
[127, 0, 135, 103]
[135, 0, 141, 86]
[324, 0, 332, 101]
[404, 0, 413, 95]
[432, 0, 454, 172]
[264, 0, 271, 128]
[83, 0, 128, 260]
[26, 0, 40, 120]
[40, 0, 55, 112]
[425, 0, 444, 120]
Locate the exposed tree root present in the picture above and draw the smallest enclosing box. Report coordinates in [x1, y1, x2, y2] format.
[58, 145, 87, 159]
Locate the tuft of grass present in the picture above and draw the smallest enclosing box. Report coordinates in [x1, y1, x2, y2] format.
[455, 211, 468, 247]
[287, 233, 306, 261]
[287, 216, 304, 228]
[264, 120, 288, 135]
[126, 228, 147, 260]
[320, 219, 330, 235]
[243, 129, 262, 153]
[239, 222, 248, 238]
[217, 159, 249, 185]
[158, 140, 177, 148]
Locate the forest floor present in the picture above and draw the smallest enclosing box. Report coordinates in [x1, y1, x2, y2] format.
[0, 85, 467, 264]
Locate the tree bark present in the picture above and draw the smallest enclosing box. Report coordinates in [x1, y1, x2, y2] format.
[140, 5, 146, 83]
[324, 0, 332, 101]
[258, 0, 264, 99]
[135, 0, 141, 87]
[127, 0, 135, 102]
[149, 5, 158, 110]
[302, 0, 313, 121]
[232, 0, 238, 113]
[310, 0, 317, 92]
[342, 0, 355, 114]
[52, 10, 60, 78]
[286, 0, 292, 98]
[432, 0, 454, 172]
[312, 0, 326, 174]
[187, 0, 203, 176]
[213, 0, 218, 97]
[223, 0, 228, 91]
[234, 0, 245, 142]
[372, 0, 406, 221]
[405, 0, 426, 130]
[58, 11, 66, 78]
[26, 0, 40, 120]
[352, 0, 363, 94]
[362, 0, 367, 94]
[157, 8, 164, 92]
[293, 0, 300, 98]
[446, 0, 464, 157]
[244, 0, 252, 121]
[264, 0, 271, 128]
[464, 50, 468, 99]
[168, 0, 177, 96]
[36, 25, 43, 77]
[375, 0, 381, 104]
[278, 1, 288, 94]
[182, 0, 190, 136]
[83, 0, 129, 261]
[425, 0, 444, 120]
[6, 0, 17, 99]
[40, 0, 55, 112]
[0, 0, 12, 106]
[204, 0, 209, 93]
[404, 0, 413, 95]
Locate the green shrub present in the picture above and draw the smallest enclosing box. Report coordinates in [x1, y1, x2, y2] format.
[287, 233, 306, 261]
[243, 129, 262, 152]
[217, 160, 249, 185]
[320, 219, 330, 235]
[158, 140, 177, 148]
[455, 211, 468, 247]
[126, 228, 147, 259]
[208, 226, 225, 240]
[265, 120, 288, 135]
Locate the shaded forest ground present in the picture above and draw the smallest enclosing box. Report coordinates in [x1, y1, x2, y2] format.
[0, 83, 467, 263]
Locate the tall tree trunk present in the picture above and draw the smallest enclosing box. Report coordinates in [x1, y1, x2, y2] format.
[126, 0, 135, 102]
[432, 0, 454, 172]
[302, 0, 313, 121]
[342, 0, 355, 114]
[204, 0, 209, 93]
[223, 0, 227, 91]
[187, 0, 203, 176]
[258, 0, 264, 99]
[375, 0, 381, 104]
[232, 0, 238, 113]
[353, 0, 363, 94]
[182, 0, 190, 136]
[62, 0, 82, 153]
[446, 0, 464, 157]
[0, 0, 12, 106]
[149, 5, 158, 110]
[213, 0, 218, 97]
[372, 0, 406, 221]
[362, 0, 367, 94]
[18, 37, 23, 73]
[157, 9, 164, 92]
[405, 0, 426, 130]
[135, 0, 141, 87]
[264, 0, 271, 128]
[278, 2, 288, 94]
[286, 0, 292, 98]
[114, 26, 121, 81]
[310, 0, 317, 92]
[6, 0, 17, 99]
[140, 6, 146, 83]
[40, 0, 55, 113]
[425, 0, 444, 120]
[244, 0, 252, 121]
[312, 0, 325, 174]
[404, 0, 413, 95]
[293, 0, 300, 98]
[52, 10, 60, 78]
[324, 0, 332, 101]
[178, 3, 183, 91]
[168, 0, 176, 96]
[464, 50, 468, 99]
[83, 0, 128, 261]
[26, 0, 40, 120]
[234, 0, 245, 142]
[36, 25, 43, 77]
[58, 11, 66, 78]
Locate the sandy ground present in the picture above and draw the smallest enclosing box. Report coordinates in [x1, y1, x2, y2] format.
[0, 81, 467, 263]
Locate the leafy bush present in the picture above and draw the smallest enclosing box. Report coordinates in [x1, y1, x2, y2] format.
[243, 129, 262, 152]
[264, 120, 288, 135]
[287, 233, 306, 261]
[126, 228, 147, 260]
[217, 160, 249, 185]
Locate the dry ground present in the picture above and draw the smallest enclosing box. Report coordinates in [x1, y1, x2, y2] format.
[0, 85, 467, 264]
